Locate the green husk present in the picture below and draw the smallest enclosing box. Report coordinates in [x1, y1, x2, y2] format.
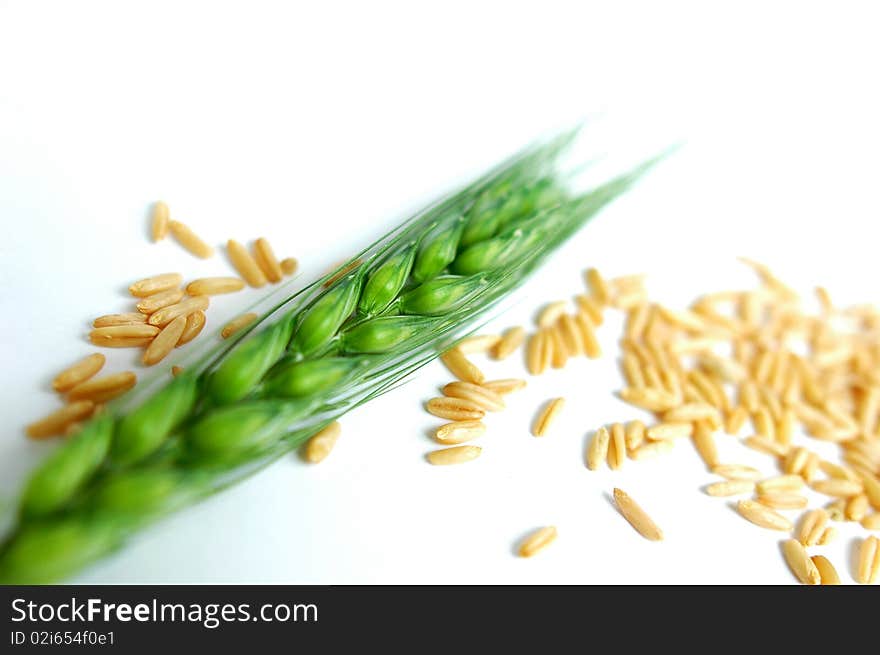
[0, 128, 665, 583]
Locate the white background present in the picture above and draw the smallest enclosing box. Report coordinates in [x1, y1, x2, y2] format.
[1, 1, 878, 584]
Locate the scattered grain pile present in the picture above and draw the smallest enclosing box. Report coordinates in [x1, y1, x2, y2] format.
[25, 204, 299, 438]
[420, 259, 880, 583]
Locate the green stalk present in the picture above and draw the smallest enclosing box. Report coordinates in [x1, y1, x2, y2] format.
[0, 130, 663, 583]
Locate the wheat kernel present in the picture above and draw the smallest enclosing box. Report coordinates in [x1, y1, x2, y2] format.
[425, 397, 485, 421]
[518, 526, 558, 557]
[186, 277, 246, 296]
[782, 539, 820, 585]
[613, 488, 663, 541]
[811, 555, 841, 585]
[151, 201, 170, 241]
[52, 353, 105, 392]
[532, 398, 565, 437]
[169, 220, 214, 258]
[736, 500, 793, 531]
[143, 315, 187, 366]
[129, 272, 183, 297]
[221, 312, 258, 339]
[253, 237, 283, 283]
[705, 480, 755, 497]
[25, 400, 95, 439]
[280, 257, 298, 275]
[226, 239, 267, 287]
[136, 288, 185, 314]
[92, 313, 149, 328]
[426, 445, 481, 466]
[442, 381, 504, 412]
[304, 422, 341, 463]
[177, 310, 206, 346]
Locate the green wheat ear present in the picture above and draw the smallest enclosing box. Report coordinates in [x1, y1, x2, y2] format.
[0, 128, 667, 583]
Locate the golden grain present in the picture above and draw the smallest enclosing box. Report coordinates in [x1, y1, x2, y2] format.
[526, 331, 547, 375]
[518, 526, 558, 557]
[253, 237, 283, 283]
[171, 365, 184, 377]
[624, 303, 650, 341]
[818, 526, 837, 545]
[752, 406, 775, 441]
[440, 348, 485, 384]
[537, 301, 567, 328]
[664, 402, 720, 423]
[52, 353, 106, 392]
[725, 406, 749, 435]
[630, 440, 674, 461]
[843, 495, 869, 522]
[743, 435, 788, 457]
[613, 488, 663, 541]
[434, 420, 486, 444]
[148, 296, 209, 327]
[575, 294, 604, 325]
[67, 371, 137, 404]
[619, 387, 678, 413]
[532, 398, 565, 437]
[491, 326, 526, 360]
[143, 315, 187, 366]
[557, 314, 585, 357]
[776, 409, 795, 448]
[782, 539, 821, 585]
[482, 378, 527, 395]
[622, 352, 645, 388]
[92, 313, 149, 328]
[861, 513, 880, 530]
[90, 324, 161, 341]
[442, 381, 505, 412]
[784, 447, 809, 476]
[811, 478, 864, 498]
[711, 465, 761, 483]
[458, 334, 501, 355]
[304, 422, 341, 463]
[586, 427, 611, 471]
[798, 509, 829, 546]
[280, 257, 298, 275]
[646, 422, 694, 441]
[624, 420, 646, 452]
[221, 312, 258, 339]
[226, 239, 267, 287]
[692, 423, 719, 469]
[25, 400, 95, 439]
[856, 536, 879, 584]
[811, 555, 841, 585]
[548, 326, 568, 369]
[757, 492, 808, 510]
[185, 277, 246, 296]
[128, 272, 183, 297]
[136, 288, 185, 314]
[826, 499, 847, 522]
[151, 201, 170, 241]
[169, 220, 214, 258]
[736, 500, 793, 531]
[426, 445, 482, 466]
[177, 310, 207, 346]
[705, 480, 755, 497]
[757, 475, 805, 494]
[607, 422, 626, 470]
[585, 268, 609, 305]
[576, 311, 601, 358]
[425, 397, 486, 421]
